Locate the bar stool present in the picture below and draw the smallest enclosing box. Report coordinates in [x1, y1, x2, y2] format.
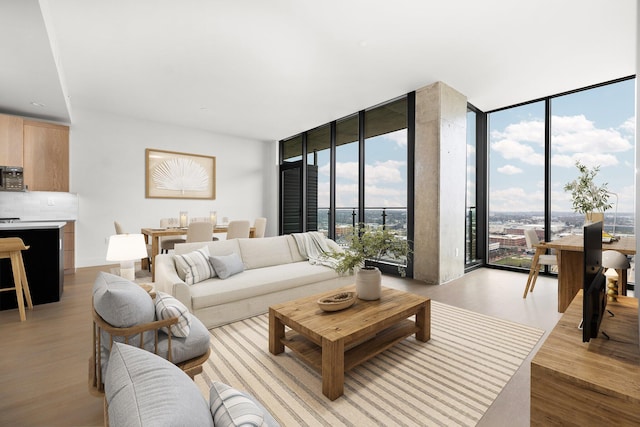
[0, 237, 33, 321]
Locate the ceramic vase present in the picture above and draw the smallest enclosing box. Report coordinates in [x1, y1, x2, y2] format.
[356, 267, 382, 300]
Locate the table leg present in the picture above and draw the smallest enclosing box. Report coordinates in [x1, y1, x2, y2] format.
[415, 300, 431, 342]
[269, 309, 285, 355]
[150, 236, 160, 281]
[141, 234, 150, 270]
[322, 338, 344, 401]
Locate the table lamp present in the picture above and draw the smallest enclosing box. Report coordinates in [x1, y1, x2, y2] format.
[106, 234, 148, 281]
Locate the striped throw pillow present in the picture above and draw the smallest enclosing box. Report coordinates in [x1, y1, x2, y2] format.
[210, 382, 266, 427]
[155, 292, 191, 338]
[174, 246, 215, 285]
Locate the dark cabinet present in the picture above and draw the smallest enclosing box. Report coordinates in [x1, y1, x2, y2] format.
[0, 226, 63, 310]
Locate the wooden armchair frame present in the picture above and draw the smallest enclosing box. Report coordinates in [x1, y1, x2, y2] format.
[89, 306, 210, 394]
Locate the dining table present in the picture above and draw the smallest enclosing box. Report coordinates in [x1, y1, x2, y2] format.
[543, 235, 635, 313]
[141, 225, 256, 281]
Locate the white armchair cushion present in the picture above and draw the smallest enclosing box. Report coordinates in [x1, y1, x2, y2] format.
[174, 246, 216, 284]
[155, 291, 191, 337]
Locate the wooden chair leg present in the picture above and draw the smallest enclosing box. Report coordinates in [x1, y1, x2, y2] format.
[10, 252, 26, 321]
[18, 254, 33, 309]
[530, 264, 541, 293]
[524, 250, 541, 298]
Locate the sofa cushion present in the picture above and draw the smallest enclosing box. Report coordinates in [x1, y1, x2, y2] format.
[238, 236, 294, 269]
[210, 381, 266, 427]
[92, 272, 155, 327]
[174, 246, 216, 284]
[155, 291, 191, 337]
[210, 253, 245, 279]
[175, 239, 241, 257]
[105, 343, 213, 427]
[189, 262, 343, 310]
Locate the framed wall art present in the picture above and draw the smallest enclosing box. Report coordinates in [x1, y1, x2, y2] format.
[145, 148, 216, 199]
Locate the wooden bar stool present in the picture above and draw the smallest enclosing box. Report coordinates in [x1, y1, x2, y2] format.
[0, 237, 33, 321]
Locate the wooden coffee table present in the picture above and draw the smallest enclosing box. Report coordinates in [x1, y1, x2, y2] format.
[269, 285, 430, 400]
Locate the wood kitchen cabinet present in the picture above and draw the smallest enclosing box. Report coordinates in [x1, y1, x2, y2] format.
[0, 113, 24, 166]
[23, 120, 69, 191]
[63, 222, 75, 273]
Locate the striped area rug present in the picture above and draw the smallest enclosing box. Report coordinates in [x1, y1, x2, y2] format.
[196, 301, 544, 427]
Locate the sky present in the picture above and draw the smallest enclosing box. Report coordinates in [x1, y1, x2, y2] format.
[488, 78, 636, 214]
[307, 78, 636, 218]
[316, 129, 408, 209]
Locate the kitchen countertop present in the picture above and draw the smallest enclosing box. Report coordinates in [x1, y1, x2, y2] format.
[0, 221, 67, 230]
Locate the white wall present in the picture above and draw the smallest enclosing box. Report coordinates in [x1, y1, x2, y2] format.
[70, 108, 278, 267]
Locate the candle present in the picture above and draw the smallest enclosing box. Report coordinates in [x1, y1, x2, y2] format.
[179, 211, 188, 227]
[210, 211, 217, 227]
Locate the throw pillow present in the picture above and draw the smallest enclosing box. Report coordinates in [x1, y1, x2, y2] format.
[210, 381, 266, 427]
[92, 272, 155, 327]
[155, 291, 191, 338]
[209, 253, 245, 279]
[174, 246, 216, 285]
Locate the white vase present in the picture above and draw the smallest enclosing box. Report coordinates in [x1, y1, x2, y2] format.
[356, 267, 382, 300]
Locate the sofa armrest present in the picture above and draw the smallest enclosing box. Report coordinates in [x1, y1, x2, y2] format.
[155, 254, 193, 312]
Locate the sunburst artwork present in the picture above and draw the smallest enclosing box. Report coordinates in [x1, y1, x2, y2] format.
[145, 149, 215, 199]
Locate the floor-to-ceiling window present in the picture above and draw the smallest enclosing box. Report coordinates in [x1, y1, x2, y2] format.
[364, 97, 408, 236]
[487, 77, 636, 272]
[550, 79, 636, 239]
[335, 114, 359, 244]
[466, 106, 484, 267]
[280, 95, 412, 275]
[488, 101, 546, 269]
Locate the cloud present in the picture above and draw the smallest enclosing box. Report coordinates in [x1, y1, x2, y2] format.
[365, 160, 405, 184]
[491, 119, 545, 145]
[490, 186, 544, 211]
[497, 164, 523, 175]
[467, 144, 476, 156]
[620, 116, 636, 135]
[382, 129, 407, 147]
[552, 114, 632, 154]
[552, 152, 619, 168]
[491, 139, 544, 165]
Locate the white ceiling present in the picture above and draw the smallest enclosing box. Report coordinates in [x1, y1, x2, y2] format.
[0, 0, 636, 142]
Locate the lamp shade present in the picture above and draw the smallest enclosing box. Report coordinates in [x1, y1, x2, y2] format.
[106, 234, 148, 261]
[601, 250, 630, 270]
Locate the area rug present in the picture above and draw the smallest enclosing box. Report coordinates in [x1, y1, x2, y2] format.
[196, 301, 544, 426]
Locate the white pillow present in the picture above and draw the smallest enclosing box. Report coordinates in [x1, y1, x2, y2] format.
[155, 291, 191, 338]
[209, 253, 245, 279]
[174, 246, 216, 285]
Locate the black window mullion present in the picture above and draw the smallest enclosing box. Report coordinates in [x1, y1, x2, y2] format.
[358, 110, 365, 226]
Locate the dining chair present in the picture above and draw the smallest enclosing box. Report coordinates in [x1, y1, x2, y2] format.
[523, 229, 557, 298]
[160, 218, 186, 253]
[225, 220, 250, 240]
[253, 217, 267, 238]
[186, 221, 213, 243]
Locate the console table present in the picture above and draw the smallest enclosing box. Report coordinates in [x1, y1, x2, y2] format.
[531, 290, 640, 425]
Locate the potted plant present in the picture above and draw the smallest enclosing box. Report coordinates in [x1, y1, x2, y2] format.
[563, 161, 612, 224]
[332, 225, 410, 300]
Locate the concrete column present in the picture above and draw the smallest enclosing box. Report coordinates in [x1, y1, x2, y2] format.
[413, 81, 467, 284]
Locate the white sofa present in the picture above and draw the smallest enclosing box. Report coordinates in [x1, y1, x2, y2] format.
[154, 233, 353, 329]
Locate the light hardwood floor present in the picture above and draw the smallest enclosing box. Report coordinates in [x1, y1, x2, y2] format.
[0, 265, 562, 426]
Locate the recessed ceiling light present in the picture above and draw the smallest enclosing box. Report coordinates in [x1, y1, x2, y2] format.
[30, 101, 46, 107]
